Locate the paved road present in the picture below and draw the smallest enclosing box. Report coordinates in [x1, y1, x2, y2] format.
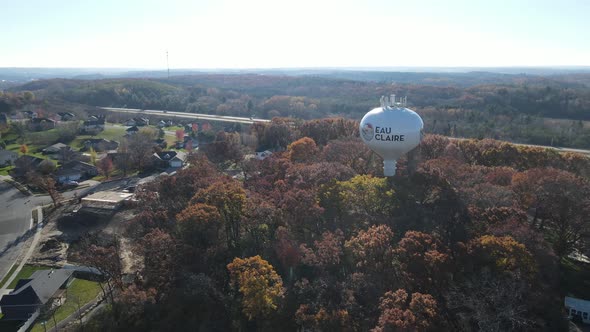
[0, 178, 99, 284]
[0, 180, 35, 285]
[101, 107, 270, 124]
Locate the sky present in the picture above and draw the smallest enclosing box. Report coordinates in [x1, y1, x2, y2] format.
[1, 0, 589, 69]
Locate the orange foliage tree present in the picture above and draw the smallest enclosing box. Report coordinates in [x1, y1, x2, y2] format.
[227, 255, 284, 320]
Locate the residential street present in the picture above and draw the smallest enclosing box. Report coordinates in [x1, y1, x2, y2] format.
[0, 177, 99, 285]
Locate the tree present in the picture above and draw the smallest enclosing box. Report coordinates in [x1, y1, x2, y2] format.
[75, 237, 123, 303]
[175, 129, 185, 143]
[467, 235, 536, 277]
[192, 179, 246, 249]
[176, 203, 222, 249]
[300, 229, 344, 270]
[345, 225, 396, 277]
[287, 137, 318, 163]
[227, 255, 284, 321]
[373, 289, 438, 332]
[19, 144, 28, 155]
[27, 172, 61, 207]
[97, 157, 114, 179]
[395, 231, 450, 291]
[141, 228, 177, 291]
[201, 131, 243, 164]
[512, 168, 590, 257]
[89, 147, 97, 165]
[128, 130, 156, 170]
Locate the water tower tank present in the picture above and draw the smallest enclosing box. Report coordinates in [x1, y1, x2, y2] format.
[360, 95, 423, 176]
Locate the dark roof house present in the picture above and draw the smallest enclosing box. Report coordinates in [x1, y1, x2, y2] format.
[0, 269, 74, 320]
[126, 126, 139, 134]
[152, 150, 187, 169]
[83, 138, 119, 152]
[42, 143, 70, 154]
[83, 115, 105, 132]
[12, 156, 55, 177]
[57, 112, 75, 121]
[28, 118, 56, 131]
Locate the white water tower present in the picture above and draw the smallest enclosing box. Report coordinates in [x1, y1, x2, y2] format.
[360, 95, 423, 176]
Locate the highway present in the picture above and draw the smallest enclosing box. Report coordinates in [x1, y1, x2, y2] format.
[100, 107, 270, 125]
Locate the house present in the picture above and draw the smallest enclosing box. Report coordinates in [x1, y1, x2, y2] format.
[21, 110, 38, 119]
[83, 115, 105, 132]
[57, 112, 75, 121]
[42, 142, 70, 155]
[152, 150, 187, 169]
[0, 150, 18, 166]
[81, 190, 133, 210]
[126, 126, 139, 135]
[55, 160, 97, 183]
[0, 269, 75, 320]
[255, 150, 273, 160]
[154, 138, 167, 149]
[12, 156, 55, 177]
[82, 138, 119, 152]
[565, 296, 590, 324]
[125, 118, 149, 126]
[175, 135, 197, 149]
[55, 168, 82, 183]
[27, 117, 56, 131]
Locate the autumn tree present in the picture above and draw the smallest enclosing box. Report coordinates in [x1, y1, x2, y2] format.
[192, 179, 246, 249]
[345, 225, 396, 279]
[395, 231, 451, 291]
[175, 129, 185, 143]
[512, 168, 590, 257]
[287, 137, 319, 163]
[322, 138, 376, 174]
[227, 255, 284, 321]
[76, 237, 123, 303]
[141, 228, 177, 291]
[115, 284, 157, 330]
[128, 128, 158, 170]
[27, 172, 61, 207]
[201, 131, 243, 164]
[467, 235, 536, 277]
[97, 157, 114, 179]
[19, 144, 28, 155]
[373, 289, 438, 332]
[176, 203, 222, 249]
[299, 229, 344, 271]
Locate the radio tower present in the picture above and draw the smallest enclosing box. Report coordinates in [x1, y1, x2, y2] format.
[166, 50, 170, 79]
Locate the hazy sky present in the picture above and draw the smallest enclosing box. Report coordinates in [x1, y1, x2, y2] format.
[1, 0, 589, 68]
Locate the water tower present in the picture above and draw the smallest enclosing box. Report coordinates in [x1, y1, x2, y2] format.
[360, 95, 423, 176]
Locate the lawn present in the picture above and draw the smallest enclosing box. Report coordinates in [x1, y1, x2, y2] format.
[0, 264, 20, 289]
[0, 165, 14, 176]
[6, 265, 48, 289]
[30, 278, 102, 332]
[68, 126, 127, 150]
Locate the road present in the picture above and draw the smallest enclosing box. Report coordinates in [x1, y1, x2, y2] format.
[0, 178, 99, 285]
[100, 107, 270, 124]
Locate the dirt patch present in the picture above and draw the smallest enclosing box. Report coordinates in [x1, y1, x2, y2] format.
[30, 203, 141, 268]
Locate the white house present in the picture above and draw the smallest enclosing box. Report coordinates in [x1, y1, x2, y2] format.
[0, 150, 18, 166]
[255, 150, 273, 160]
[565, 296, 590, 324]
[152, 151, 187, 169]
